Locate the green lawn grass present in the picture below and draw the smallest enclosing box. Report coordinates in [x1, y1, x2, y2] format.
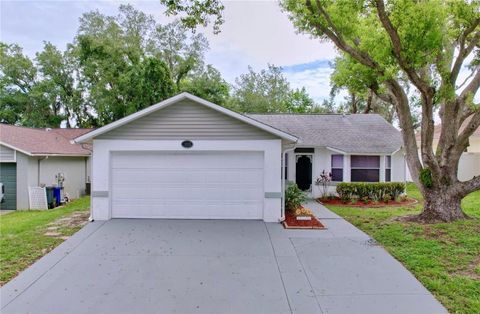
[0, 197, 90, 285]
[326, 183, 480, 314]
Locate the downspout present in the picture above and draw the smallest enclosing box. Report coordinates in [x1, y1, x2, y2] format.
[80, 143, 94, 222]
[281, 143, 297, 222]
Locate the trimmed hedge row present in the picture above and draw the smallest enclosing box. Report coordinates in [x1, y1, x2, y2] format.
[336, 182, 405, 202]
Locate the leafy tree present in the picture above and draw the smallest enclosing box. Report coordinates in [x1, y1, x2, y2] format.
[285, 87, 316, 113]
[159, 0, 225, 34]
[0, 43, 64, 127]
[330, 54, 421, 124]
[282, 0, 480, 222]
[230, 64, 316, 113]
[74, 5, 175, 125]
[231, 65, 290, 112]
[149, 20, 209, 89]
[181, 65, 230, 105]
[35, 42, 87, 127]
[0, 43, 36, 125]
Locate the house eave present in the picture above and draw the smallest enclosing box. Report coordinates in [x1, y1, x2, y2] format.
[0, 141, 33, 156]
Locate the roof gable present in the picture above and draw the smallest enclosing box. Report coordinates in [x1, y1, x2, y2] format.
[96, 99, 279, 140]
[75, 93, 298, 143]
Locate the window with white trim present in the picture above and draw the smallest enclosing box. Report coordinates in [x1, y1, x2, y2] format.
[385, 156, 392, 182]
[351, 155, 380, 182]
[331, 154, 344, 182]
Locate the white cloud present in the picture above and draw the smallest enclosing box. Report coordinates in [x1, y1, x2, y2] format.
[284, 66, 334, 102]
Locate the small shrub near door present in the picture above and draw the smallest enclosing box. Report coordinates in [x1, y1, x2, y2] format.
[285, 183, 306, 211]
[336, 182, 405, 203]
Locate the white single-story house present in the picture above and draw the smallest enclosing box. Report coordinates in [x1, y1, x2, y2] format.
[250, 113, 406, 198]
[76, 93, 405, 222]
[0, 124, 92, 210]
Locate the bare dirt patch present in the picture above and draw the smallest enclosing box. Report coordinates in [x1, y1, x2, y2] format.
[44, 211, 89, 238]
[454, 256, 480, 280]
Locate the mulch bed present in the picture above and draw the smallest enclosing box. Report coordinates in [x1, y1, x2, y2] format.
[283, 210, 326, 229]
[317, 197, 417, 208]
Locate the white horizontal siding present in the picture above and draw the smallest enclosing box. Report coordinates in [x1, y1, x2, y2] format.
[0, 145, 15, 162]
[98, 100, 276, 140]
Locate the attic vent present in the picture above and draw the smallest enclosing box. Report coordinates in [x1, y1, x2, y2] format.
[45, 128, 52, 132]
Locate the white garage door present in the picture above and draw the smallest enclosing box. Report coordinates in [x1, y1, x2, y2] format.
[111, 151, 264, 219]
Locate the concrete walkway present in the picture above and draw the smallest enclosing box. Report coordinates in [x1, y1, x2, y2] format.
[1, 203, 447, 314]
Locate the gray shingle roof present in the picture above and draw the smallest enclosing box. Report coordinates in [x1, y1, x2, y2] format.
[248, 114, 403, 154]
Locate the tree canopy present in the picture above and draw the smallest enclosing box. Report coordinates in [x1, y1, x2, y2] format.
[230, 64, 317, 113]
[1, 4, 323, 127]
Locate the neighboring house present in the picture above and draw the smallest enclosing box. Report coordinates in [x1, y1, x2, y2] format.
[406, 120, 480, 182]
[76, 93, 405, 222]
[0, 124, 92, 210]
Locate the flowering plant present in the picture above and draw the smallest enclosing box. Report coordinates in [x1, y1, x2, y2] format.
[315, 170, 332, 198]
[294, 207, 313, 217]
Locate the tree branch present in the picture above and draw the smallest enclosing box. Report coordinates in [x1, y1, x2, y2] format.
[457, 68, 476, 90]
[451, 18, 480, 83]
[457, 110, 480, 147]
[374, 0, 433, 98]
[456, 174, 480, 197]
[306, 0, 383, 72]
[459, 69, 480, 122]
[374, 0, 439, 177]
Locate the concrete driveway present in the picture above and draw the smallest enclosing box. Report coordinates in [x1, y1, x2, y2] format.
[1, 203, 447, 314]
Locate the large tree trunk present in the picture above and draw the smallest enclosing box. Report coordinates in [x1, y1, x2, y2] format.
[411, 187, 469, 223]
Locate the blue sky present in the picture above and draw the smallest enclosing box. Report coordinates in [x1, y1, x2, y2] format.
[0, 0, 338, 102]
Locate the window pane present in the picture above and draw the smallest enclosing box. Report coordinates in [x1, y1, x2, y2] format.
[385, 169, 391, 182]
[386, 156, 391, 168]
[331, 154, 344, 168]
[351, 155, 380, 168]
[285, 153, 288, 180]
[351, 169, 380, 182]
[331, 169, 343, 182]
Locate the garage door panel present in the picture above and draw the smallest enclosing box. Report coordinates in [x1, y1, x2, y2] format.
[112, 168, 263, 185]
[111, 202, 263, 219]
[112, 186, 263, 201]
[112, 151, 263, 169]
[111, 151, 264, 219]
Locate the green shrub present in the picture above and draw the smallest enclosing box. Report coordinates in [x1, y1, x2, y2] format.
[361, 196, 369, 204]
[336, 182, 405, 202]
[285, 183, 306, 211]
[383, 194, 392, 203]
[419, 168, 433, 188]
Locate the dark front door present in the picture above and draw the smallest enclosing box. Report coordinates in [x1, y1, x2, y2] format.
[296, 155, 312, 191]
